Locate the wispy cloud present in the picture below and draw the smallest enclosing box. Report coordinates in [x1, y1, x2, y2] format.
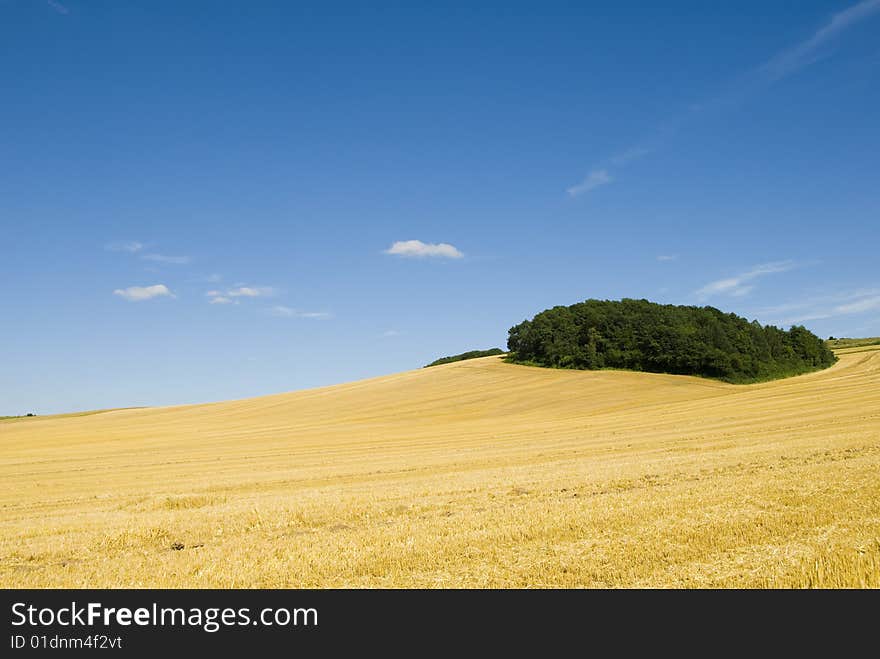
[190, 273, 223, 284]
[569, 132, 671, 199]
[657, 254, 678, 262]
[760, 0, 880, 81]
[227, 286, 276, 298]
[142, 253, 191, 265]
[106, 241, 144, 253]
[834, 295, 880, 314]
[113, 284, 173, 302]
[106, 242, 193, 265]
[47, 1, 69, 15]
[385, 240, 464, 259]
[567, 1, 880, 196]
[755, 287, 880, 326]
[381, 329, 402, 338]
[206, 286, 276, 304]
[696, 261, 796, 300]
[270, 306, 295, 317]
[566, 169, 612, 197]
[697, 2, 880, 111]
[270, 306, 332, 319]
[610, 147, 651, 167]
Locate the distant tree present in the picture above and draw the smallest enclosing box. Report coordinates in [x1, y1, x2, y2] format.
[425, 348, 504, 367]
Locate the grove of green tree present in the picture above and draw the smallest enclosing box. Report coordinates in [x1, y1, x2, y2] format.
[507, 299, 836, 383]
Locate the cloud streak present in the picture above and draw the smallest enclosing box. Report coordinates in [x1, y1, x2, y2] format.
[566, 169, 612, 197]
[227, 286, 276, 298]
[696, 261, 796, 300]
[755, 288, 880, 326]
[106, 242, 191, 265]
[270, 306, 332, 319]
[47, 1, 69, 15]
[567, 1, 880, 196]
[106, 241, 144, 253]
[113, 284, 173, 302]
[610, 147, 651, 167]
[385, 240, 464, 259]
[142, 253, 191, 265]
[206, 286, 277, 304]
[760, 0, 880, 81]
[836, 295, 880, 314]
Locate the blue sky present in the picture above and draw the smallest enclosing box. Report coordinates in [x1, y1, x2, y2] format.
[1, 1, 878, 414]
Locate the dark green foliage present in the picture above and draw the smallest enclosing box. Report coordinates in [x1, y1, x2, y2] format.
[425, 348, 505, 367]
[506, 299, 837, 383]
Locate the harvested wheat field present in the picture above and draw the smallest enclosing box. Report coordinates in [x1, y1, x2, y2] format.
[2, 346, 879, 588]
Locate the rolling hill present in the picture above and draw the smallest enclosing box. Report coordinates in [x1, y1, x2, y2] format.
[1, 346, 878, 587]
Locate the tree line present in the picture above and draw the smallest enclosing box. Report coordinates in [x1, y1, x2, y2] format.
[425, 348, 504, 367]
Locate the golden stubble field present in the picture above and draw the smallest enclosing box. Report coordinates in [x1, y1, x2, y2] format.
[2, 346, 879, 588]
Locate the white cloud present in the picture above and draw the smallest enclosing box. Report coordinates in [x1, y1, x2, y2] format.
[47, 1, 70, 16]
[610, 146, 651, 166]
[701, 278, 741, 296]
[206, 286, 275, 304]
[189, 274, 222, 284]
[385, 240, 464, 259]
[835, 295, 880, 314]
[696, 261, 796, 300]
[113, 284, 173, 302]
[730, 285, 754, 297]
[270, 306, 331, 319]
[226, 286, 276, 298]
[142, 253, 191, 265]
[657, 255, 678, 262]
[106, 241, 144, 253]
[753, 287, 880, 326]
[381, 330, 402, 338]
[567, 169, 612, 197]
[782, 312, 833, 324]
[760, 0, 880, 81]
[562, 1, 880, 198]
